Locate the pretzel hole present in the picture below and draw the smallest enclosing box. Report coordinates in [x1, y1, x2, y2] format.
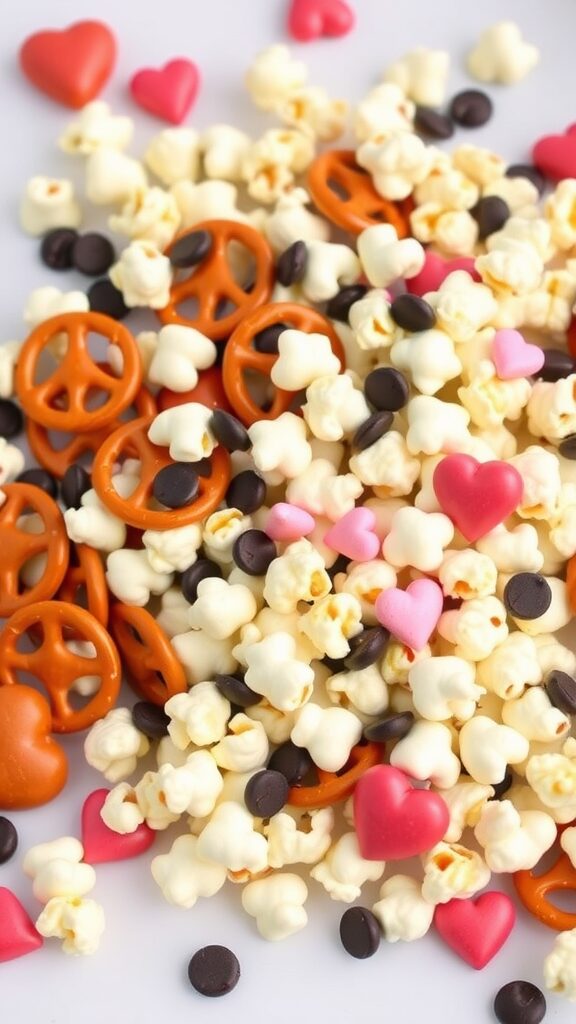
[19, 552, 48, 595]
[225, 243, 256, 289]
[327, 177, 351, 202]
[32, 345, 64, 385]
[173, 295, 200, 321]
[244, 369, 275, 412]
[547, 889, 576, 913]
[67, 684, 102, 710]
[84, 387, 113, 412]
[215, 296, 237, 320]
[128, 624, 145, 645]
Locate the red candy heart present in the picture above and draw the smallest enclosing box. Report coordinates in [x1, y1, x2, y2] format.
[353, 765, 450, 860]
[81, 788, 155, 864]
[19, 20, 116, 109]
[434, 892, 516, 969]
[533, 127, 576, 181]
[288, 0, 356, 41]
[406, 252, 480, 296]
[433, 454, 524, 543]
[0, 888, 43, 963]
[130, 59, 200, 124]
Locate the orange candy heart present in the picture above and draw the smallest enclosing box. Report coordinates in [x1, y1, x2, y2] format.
[0, 685, 68, 809]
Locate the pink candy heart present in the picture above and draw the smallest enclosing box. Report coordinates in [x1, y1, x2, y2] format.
[81, 788, 155, 864]
[0, 887, 43, 963]
[287, 0, 355, 41]
[265, 503, 315, 542]
[324, 507, 380, 562]
[354, 765, 450, 860]
[406, 252, 480, 297]
[533, 126, 576, 181]
[434, 892, 516, 970]
[492, 328, 545, 380]
[433, 454, 524, 543]
[130, 58, 200, 124]
[375, 578, 443, 651]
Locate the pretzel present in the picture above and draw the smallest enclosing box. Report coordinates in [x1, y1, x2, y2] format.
[287, 742, 382, 808]
[308, 149, 412, 236]
[57, 544, 109, 628]
[0, 482, 69, 617]
[109, 603, 187, 705]
[514, 849, 576, 931]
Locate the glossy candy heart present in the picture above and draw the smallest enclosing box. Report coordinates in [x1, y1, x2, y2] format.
[0, 685, 68, 809]
[406, 252, 480, 296]
[492, 328, 545, 380]
[130, 59, 200, 124]
[0, 888, 43, 963]
[265, 503, 315, 542]
[533, 126, 576, 181]
[433, 454, 524, 543]
[434, 892, 516, 969]
[324, 507, 380, 562]
[288, 0, 356, 41]
[354, 764, 450, 860]
[19, 20, 116, 108]
[81, 788, 155, 864]
[375, 579, 444, 651]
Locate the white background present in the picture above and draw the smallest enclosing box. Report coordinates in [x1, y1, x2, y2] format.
[2, 0, 576, 1020]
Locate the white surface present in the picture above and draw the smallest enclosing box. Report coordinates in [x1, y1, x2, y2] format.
[2, 0, 576, 1020]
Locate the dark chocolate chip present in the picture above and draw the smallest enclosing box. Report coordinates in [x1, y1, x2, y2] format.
[538, 349, 575, 383]
[559, 435, 576, 460]
[0, 817, 18, 864]
[326, 284, 368, 323]
[253, 324, 287, 355]
[339, 907, 381, 959]
[131, 701, 170, 739]
[169, 230, 212, 269]
[390, 294, 436, 332]
[233, 529, 276, 576]
[226, 470, 266, 514]
[449, 89, 493, 128]
[364, 366, 409, 412]
[363, 711, 414, 743]
[505, 164, 546, 196]
[72, 233, 115, 276]
[414, 106, 454, 140]
[490, 768, 514, 800]
[210, 410, 250, 452]
[493, 980, 546, 1024]
[276, 240, 308, 287]
[181, 559, 223, 604]
[545, 670, 576, 715]
[194, 457, 212, 478]
[268, 740, 314, 784]
[214, 673, 261, 708]
[244, 769, 289, 818]
[322, 655, 347, 674]
[152, 463, 199, 509]
[40, 227, 78, 270]
[0, 399, 23, 438]
[503, 572, 552, 620]
[345, 626, 390, 671]
[88, 278, 130, 320]
[187, 945, 240, 998]
[470, 196, 510, 240]
[61, 463, 91, 508]
[16, 467, 58, 499]
[352, 411, 394, 452]
[328, 553, 351, 581]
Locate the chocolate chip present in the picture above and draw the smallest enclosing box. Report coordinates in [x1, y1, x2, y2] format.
[345, 626, 390, 670]
[490, 768, 514, 800]
[268, 740, 314, 784]
[61, 463, 91, 508]
[169, 230, 212, 269]
[505, 163, 546, 195]
[233, 529, 276, 576]
[253, 324, 287, 355]
[40, 227, 78, 270]
[503, 572, 552, 620]
[493, 980, 546, 1024]
[322, 655, 347, 674]
[470, 196, 510, 240]
[414, 106, 454, 140]
[352, 410, 394, 452]
[363, 711, 415, 743]
[545, 670, 576, 715]
[210, 410, 250, 453]
[226, 470, 266, 514]
[339, 907, 381, 959]
[328, 553, 351, 581]
[181, 559, 223, 603]
[194, 457, 213, 478]
[187, 945, 240, 997]
[214, 673, 261, 708]
[390, 293, 436, 332]
[364, 366, 409, 412]
[16, 467, 58, 499]
[0, 399, 23, 439]
[131, 701, 170, 739]
[276, 240, 307, 287]
[88, 278, 130, 320]
[326, 284, 368, 323]
[559, 435, 576, 460]
[449, 89, 493, 128]
[72, 233, 115, 276]
[539, 349, 575, 382]
[152, 463, 199, 508]
[244, 769, 289, 818]
[0, 817, 18, 864]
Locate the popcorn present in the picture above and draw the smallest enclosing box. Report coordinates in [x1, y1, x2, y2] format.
[457, 361, 532, 429]
[277, 87, 348, 142]
[303, 374, 371, 442]
[265, 808, 334, 868]
[263, 188, 330, 254]
[349, 431, 421, 495]
[0, 341, 21, 398]
[133, 770, 181, 830]
[410, 206, 479, 258]
[155, 750, 224, 817]
[383, 506, 454, 571]
[544, 929, 576, 1002]
[511, 577, 571, 637]
[109, 240, 172, 309]
[242, 129, 314, 204]
[211, 714, 269, 772]
[501, 686, 570, 742]
[84, 707, 149, 783]
[409, 656, 485, 723]
[390, 721, 461, 789]
[358, 224, 425, 288]
[545, 179, 576, 251]
[35, 897, 105, 956]
[549, 483, 576, 558]
[476, 523, 544, 574]
[475, 241, 543, 297]
[0, 439, 24, 484]
[249, 413, 312, 480]
[300, 242, 361, 304]
[242, 874, 308, 940]
[20, 176, 81, 235]
[243, 631, 315, 711]
[298, 593, 363, 659]
[142, 127, 200, 185]
[452, 146, 507, 189]
[188, 577, 257, 639]
[421, 842, 490, 904]
[348, 289, 397, 351]
[29, 855, 96, 905]
[354, 83, 415, 142]
[196, 801, 268, 874]
[439, 548, 497, 601]
[459, 716, 529, 784]
[440, 780, 495, 843]
[384, 48, 450, 107]
[109, 186, 181, 248]
[142, 523, 202, 574]
[286, 460, 363, 521]
[526, 739, 576, 814]
[373, 875, 435, 942]
[476, 632, 541, 699]
[200, 124, 252, 180]
[311, 833, 385, 903]
[59, 101, 133, 155]
[85, 147, 147, 205]
[474, 800, 556, 872]
[165, 684, 231, 749]
[467, 22, 540, 85]
[171, 179, 249, 228]
[561, 828, 576, 869]
[171, 629, 238, 684]
[437, 595, 508, 661]
[406, 396, 471, 457]
[245, 45, 308, 111]
[202, 507, 252, 565]
[105, 549, 173, 606]
[527, 376, 576, 442]
[334, 559, 397, 624]
[381, 639, 431, 686]
[508, 446, 562, 522]
[151, 834, 227, 909]
[263, 539, 331, 614]
[391, 329, 462, 395]
[427, 272, 498, 343]
[148, 402, 215, 462]
[357, 131, 434, 201]
[64, 489, 126, 553]
[271, 330, 341, 390]
[24, 285, 89, 331]
[291, 703, 363, 772]
[327, 664, 389, 717]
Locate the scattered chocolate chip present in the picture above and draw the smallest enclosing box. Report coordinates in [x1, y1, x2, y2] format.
[363, 711, 415, 743]
[449, 89, 493, 128]
[339, 907, 381, 959]
[345, 626, 390, 670]
[493, 980, 546, 1024]
[390, 294, 436, 333]
[131, 701, 170, 739]
[268, 740, 314, 784]
[559, 435, 576, 460]
[328, 554, 351, 581]
[152, 463, 199, 509]
[40, 227, 78, 270]
[187, 945, 240, 998]
[88, 278, 130, 320]
[276, 240, 308, 286]
[253, 324, 287, 355]
[16, 467, 58, 499]
[169, 230, 212, 269]
[538, 349, 575, 382]
[233, 529, 276, 576]
[214, 673, 261, 708]
[414, 106, 454, 140]
[61, 463, 91, 508]
[470, 196, 510, 240]
[326, 284, 368, 322]
[503, 572, 552, 620]
[210, 410, 250, 452]
[322, 654, 347, 674]
[226, 470, 266, 514]
[364, 366, 409, 412]
[181, 559, 223, 603]
[545, 670, 576, 715]
[72, 232, 115, 276]
[0, 816, 18, 864]
[490, 768, 514, 800]
[194, 457, 212, 478]
[0, 399, 23, 438]
[244, 769, 289, 818]
[352, 410, 394, 452]
[505, 164, 546, 196]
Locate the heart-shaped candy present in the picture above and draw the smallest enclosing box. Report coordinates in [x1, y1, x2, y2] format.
[0, 685, 68, 809]
[19, 20, 116, 108]
[533, 127, 576, 181]
[406, 252, 480, 297]
[492, 328, 545, 380]
[82, 788, 155, 864]
[433, 454, 524, 543]
[130, 59, 200, 124]
[0, 888, 43, 963]
[324, 507, 380, 562]
[375, 578, 443, 651]
[434, 892, 516, 969]
[354, 764, 450, 860]
[265, 503, 315, 542]
[288, 0, 356, 41]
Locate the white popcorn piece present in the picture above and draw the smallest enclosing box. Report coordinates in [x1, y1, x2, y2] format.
[24, 285, 90, 331]
[64, 489, 126, 553]
[84, 707, 149, 783]
[265, 808, 334, 868]
[277, 86, 348, 142]
[348, 289, 398, 351]
[30, 858, 96, 905]
[383, 506, 454, 572]
[391, 328, 462, 395]
[291, 703, 363, 773]
[20, 176, 81, 235]
[244, 631, 315, 711]
[475, 241, 543, 297]
[142, 523, 202, 574]
[286, 460, 363, 522]
[508, 446, 562, 521]
[409, 656, 485, 723]
[245, 44, 308, 111]
[467, 21, 539, 85]
[300, 242, 361, 304]
[526, 740, 576, 814]
[23, 838, 84, 879]
[358, 224, 425, 288]
[414, 156, 477, 209]
[148, 403, 215, 462]
[249, 413, 312, 480]
[242, 874, 308, 940]
[35, 897, 105, 956]
[311, 833, 385, 903]
[511, 577, 571, 637]
[109, 240, 172, 309]
[411, 206, 479, 258]
[263, 539, 331, 614]
[151, 834, 227, 909]
[439, 548, 497, 601]
[157, 750, 224, 818]
[100, 783, 145, 834]
[561, 828, 576, 870]
[527, 376, 576, 442]
[133, 770, 182, 830]
[334, 559, 397, 624]
[200, 124, 252, 180]
[0, 341, 21, 399]
[390, 721, 461, 789]
[105, 549, 173, 606]
[242, 129, 314, 204]
[85, 147, 147, 205]
[171, 179, 249, 228]
[271, 330, 341, 390]
[373, 875, 434, 942]
[327, 664, 389, 717]
[452, 146, 507, 188]
[0, 439, 24, 484]
[534, 635, 576, 680]
[476, 523, 544, 574]
[156, 588, 192, 637]
[196, 801, 268, 874]
[384, 48, 450, 107]
[171, 630, 238, 685]
[545, 180, 576, 251]
[427, 272, 498, 343]
[354, 83, 415, 142]
[381, 639, 431, 686]
[550, 483, 576, 558]
[156, 735, 193, 769]
[202, 507, 252, 565]
[476, 632, 541, 700]
[165, 684, 231, 749]
[188, 577, 257, 640]
[357, 130, 434, 201]
[421, 842, 490, 905]
[474, 800, 556, 872]
[59, 101, 133, 155]
[350, 430, 420, 495]
[440, 780, 495, 843]
[502, 687, 570, 743]
[406, 396, 471, 456]
[263, 188, 330, 254]
[544, 929, 576, 1002]
[298, 593, 363, 660]
[303, 374, 372, 442]
[487, 216, 552, 261]
[144, 127, 200, 185]
[109, 186, 181, 249]
[437, 596, 508, 661]
[211, 714, 269, 772]
[146, 325, 216, 393]
[247, 701, 296, 745]
[459, 716, 529, 784]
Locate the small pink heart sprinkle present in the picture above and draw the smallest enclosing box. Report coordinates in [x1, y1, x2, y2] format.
[81, 788, 155, 864]
[375, 578, 444, 651]
[265, 503, 315, 542]
[324, 507, 380, 562]
[491, 328, 545, 380]
[287, 0, 356, 41]
[0, 888, 43, 963]
[435, 892, 516, 970]
[407, 252, 480, 296]
[130, 58, 200, 124]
